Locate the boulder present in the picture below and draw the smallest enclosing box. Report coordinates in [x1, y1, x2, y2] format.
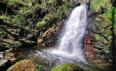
[0, 60, 12, 71]
[37, 27, 57, 47]
[7, 59, 35, 71]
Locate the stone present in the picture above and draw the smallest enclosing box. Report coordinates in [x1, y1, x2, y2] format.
[0, 59, 8, 66]
[92, 58, 111, 70]
[37, 38, 43, 44]
[85, 35, 96, 61]
[7, 60, 35, 71]
[37, 27, 56, 47]
[0, 60, 12, 71]
[42, 28, 55, 38]
[4, 52, 16, 61]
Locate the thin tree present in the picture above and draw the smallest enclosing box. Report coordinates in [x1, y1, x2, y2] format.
[111, 0, 116, 71]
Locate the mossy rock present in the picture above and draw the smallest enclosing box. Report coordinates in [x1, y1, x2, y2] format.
[7, 59, 35, 71]
[51, 63, 84, 71]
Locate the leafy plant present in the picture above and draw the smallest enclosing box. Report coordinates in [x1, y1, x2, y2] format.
[36, 20, 46, 28]
[13, 14, 27, 26]
[35, 64, 43, 71]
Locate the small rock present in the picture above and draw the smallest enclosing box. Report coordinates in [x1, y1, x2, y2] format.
[0, 53, 3, 59]
[37, 27, 56, 47]
[0, 60, 12, 71]
[4, 52, 16, 61]
[0, 59, 8, 66]
[42, 28, 55, 38]
[37, 38, 43, 44]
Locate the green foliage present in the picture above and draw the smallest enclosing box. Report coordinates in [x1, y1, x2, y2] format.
[7, 0, 33, 5]
[2, 0, 73, 29]
[102, 8, 112, 20]
[35, 64, 43, 71]
[95, 34, 101, 41]
[0, 30, 7, 37]
[36, 20, 46, 28]
[91, 0, 112, 21]
[91, 0, 112, 60]
[0, 15, 11, 23]
[6, 0, 19, 5]
[91, 0, 111, 11]
[48, 0, 56, 6]
[55, 4, 69, 19]
[51, 63, 84, 71]
[36, 15, 49, 28]
[13, 14, 27, 26]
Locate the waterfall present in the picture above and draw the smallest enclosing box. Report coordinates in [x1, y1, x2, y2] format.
[35, 4, 88, 63]
[49, 4, 87, 62]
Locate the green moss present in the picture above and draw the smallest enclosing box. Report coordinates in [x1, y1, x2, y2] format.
[91, 0, 113, 21]
[35, 64, 43, 71]
[7, 0, 33, 5]
[36, 20, 46, 28]
[13, 14, 27, 26]
[55, 4, 69, 19]
[7, 0, 19, 5]
[91, 0, 110, 11]
[48, 0, 56, 5]
[0, 15, 11, 23]
[95, 34, 101, 41]
[51, 63, 84, 71]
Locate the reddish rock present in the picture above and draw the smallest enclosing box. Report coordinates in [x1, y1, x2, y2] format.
[85, 35, 96, 61]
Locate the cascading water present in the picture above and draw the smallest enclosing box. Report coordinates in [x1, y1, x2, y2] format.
[35, 4, 88, 64]
[50, 4, 87, 61]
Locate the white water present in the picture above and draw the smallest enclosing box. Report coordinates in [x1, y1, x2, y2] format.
[35, 4, 88, 63]
[48, 4, 87, 61]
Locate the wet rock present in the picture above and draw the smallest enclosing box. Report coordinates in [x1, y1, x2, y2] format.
[13, 48, 25, 59]
[0, 59, 8, 66]
[37, 20, 63, 47]
[51, 63, 84, 71]
[78, 0, 90, 4]
[7, 59, 35, 71]
[0, 51, 15, 71]
[37, 38, 43, 44]
[42, 28, 55, 38]
[0, 60, 12, 71]
[92, 58, 111, 70]
[55, 20, 63, 32]
[85, 35, 96, 61]
[4, 52, 16, 61]
[0, 53, 3, 59]
[37, 27, 56, 47]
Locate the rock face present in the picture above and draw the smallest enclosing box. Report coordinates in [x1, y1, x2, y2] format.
[37, 20, 63, 47]
[51, 63, 84, 71]
[85, 35, 96, 61]
[7, 60, 35, 71]
[37, 27, 56, 47]
[78, 0, 90, 4]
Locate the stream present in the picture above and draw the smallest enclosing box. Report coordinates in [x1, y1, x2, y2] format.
[25, 4, 96, 71]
